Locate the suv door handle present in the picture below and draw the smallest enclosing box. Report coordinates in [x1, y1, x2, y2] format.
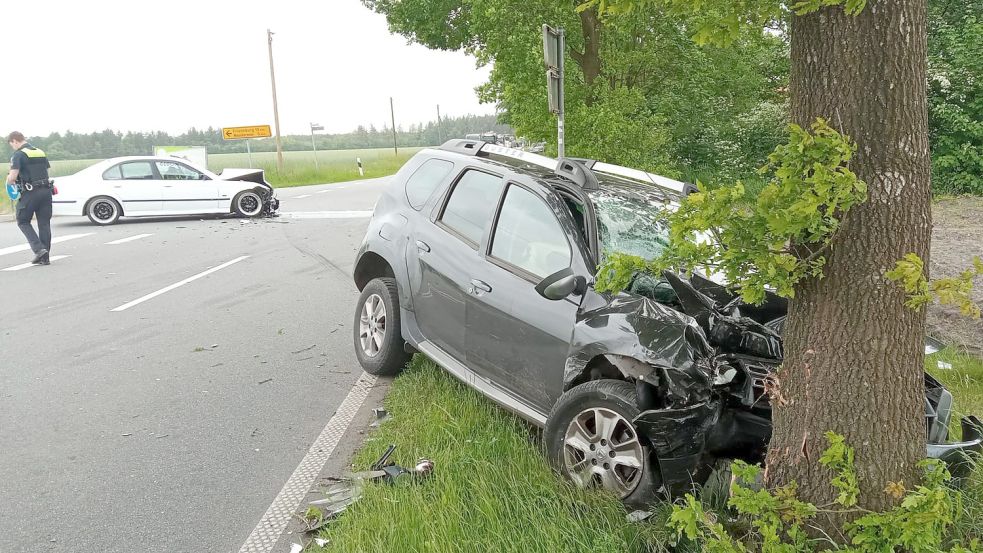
[470, 279, 492, 293]
[416, 240, 431, 253]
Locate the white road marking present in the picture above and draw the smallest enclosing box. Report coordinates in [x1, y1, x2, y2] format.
[293, 194, 312, 199]
[110, 255, 250, 312]
[238, 373, 377, 553]
[279, 211, 372, 219]
[0, 233, 95, 257]
[105, 233, 153, 245]
[2, 255, 71, 271]
[314, 189, 335, 194]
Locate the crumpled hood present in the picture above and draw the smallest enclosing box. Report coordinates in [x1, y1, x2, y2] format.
[565, 291, 715, 405]
[218, 168, 272, 188]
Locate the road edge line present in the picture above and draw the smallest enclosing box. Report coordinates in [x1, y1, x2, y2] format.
[237, 373, 378, 553]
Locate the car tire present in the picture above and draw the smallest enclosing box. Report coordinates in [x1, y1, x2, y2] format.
[545, 379, 661, 508]
[86, 196, 122, 225]
[233, 190, 264, 217]
[353, 277, 410, 376]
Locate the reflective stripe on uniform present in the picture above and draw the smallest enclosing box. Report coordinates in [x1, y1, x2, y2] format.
[23, 147, 47, 158]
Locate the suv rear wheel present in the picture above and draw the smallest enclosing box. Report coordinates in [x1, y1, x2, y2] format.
[353, 277, 410, 376]
[545, 379, 661, 507]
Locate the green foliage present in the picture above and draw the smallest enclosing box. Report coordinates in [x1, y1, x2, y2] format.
[927, 0, 983, 195]
[667, 434, 980, 552]
[365, 0, 789, 183]
[818, 431, 860, 507]
[886, 254, 983, 318]
[581, 0, 862, 46]
[596, 119, 867, 305]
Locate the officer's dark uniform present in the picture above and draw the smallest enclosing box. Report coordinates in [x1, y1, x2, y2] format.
[11, 143, 53, 260]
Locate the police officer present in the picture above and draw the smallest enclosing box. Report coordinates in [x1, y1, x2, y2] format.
[5, 131, 53, 265]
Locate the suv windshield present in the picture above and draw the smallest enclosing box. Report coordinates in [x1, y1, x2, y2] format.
[590, 191, 671, 263]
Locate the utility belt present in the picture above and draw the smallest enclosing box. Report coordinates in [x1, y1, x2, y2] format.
[17, 179, 54, 192]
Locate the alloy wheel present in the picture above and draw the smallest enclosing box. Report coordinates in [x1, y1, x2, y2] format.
[562, 407, 644, 498]
[358, 294, 386, 357]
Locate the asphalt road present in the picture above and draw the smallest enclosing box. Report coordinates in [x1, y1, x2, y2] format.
[0, 178, 389, 553]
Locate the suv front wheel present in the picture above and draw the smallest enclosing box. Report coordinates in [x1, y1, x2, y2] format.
[353, 277, 410, 376]
[545, 379, 661, 507]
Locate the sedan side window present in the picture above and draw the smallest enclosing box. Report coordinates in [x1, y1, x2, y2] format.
[156, 161, 204, 181]
[439, 170, 504, 246]
[102, 164, 122, 180]
[490, 185, 571, 279]
[120, 161, 156, 180]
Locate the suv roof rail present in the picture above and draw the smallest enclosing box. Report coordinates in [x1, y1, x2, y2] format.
[479, 143, 558, 171]
[438, 139, 484, 156]
[439, 140, 695, 195]
[555, 158, 599, 190]
[589, 161, 689, 194]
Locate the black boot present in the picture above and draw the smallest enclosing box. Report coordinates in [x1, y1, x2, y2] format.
[31, 248, 49, 265]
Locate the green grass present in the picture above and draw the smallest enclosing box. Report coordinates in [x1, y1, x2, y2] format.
[315, 357, 671, 553]
[209, 148, 423, 188]
[312, 352, 983, 552]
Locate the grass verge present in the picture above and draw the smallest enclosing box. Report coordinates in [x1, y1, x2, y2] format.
[312, 351, 982, 552]
[315, 357, 670, 553]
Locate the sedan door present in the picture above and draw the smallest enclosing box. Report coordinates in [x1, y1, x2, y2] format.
[407, 168, 504, 362]
[155, 160, 220, 213]
[103, 161, 163, 213]
[466, 182, 587, 412]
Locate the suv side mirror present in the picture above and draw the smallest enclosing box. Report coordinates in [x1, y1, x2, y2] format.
[536, 268, 586, 301]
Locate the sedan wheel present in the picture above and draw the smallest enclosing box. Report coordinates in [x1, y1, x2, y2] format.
[234, 190, 263, 217]
[87, 196, 121, 225]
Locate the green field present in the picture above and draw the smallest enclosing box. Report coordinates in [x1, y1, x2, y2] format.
[0, 147, 424, 214]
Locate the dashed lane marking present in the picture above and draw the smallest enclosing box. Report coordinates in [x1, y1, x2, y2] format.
[279, 211, 372, 220]
[314, 189, 335, 194]
[105, 233, 153, 245]
[110, 255, 250, 312]
[2, 255, 71, 271]
[0, 233, 94, 257]
[293, 194, 312, 199]
[237, 373, 378, 553]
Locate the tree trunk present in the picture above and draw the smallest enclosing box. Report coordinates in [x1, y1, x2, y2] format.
[569, 7, 602, 89]
[765, 0, 932, 534]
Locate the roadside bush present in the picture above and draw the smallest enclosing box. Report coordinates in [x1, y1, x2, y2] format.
[667, 433, 983, 552]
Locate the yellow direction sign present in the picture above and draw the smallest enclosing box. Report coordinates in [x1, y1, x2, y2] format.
[222, 125, 272, 140]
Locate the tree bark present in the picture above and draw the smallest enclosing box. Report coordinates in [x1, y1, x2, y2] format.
[766, 0, 932, 533]
[569, 7, 602, 89]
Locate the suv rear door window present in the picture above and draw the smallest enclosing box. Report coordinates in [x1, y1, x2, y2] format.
[439, 170, 504, 246]
[490, 185, 571, 279]
[406, 159, 454, 210]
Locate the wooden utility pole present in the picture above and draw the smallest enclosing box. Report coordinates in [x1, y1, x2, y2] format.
[267, 29, 284, 173]
[390, 97, 398, 155]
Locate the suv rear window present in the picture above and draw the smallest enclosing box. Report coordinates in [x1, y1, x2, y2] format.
[406, 159, 454, 210]
[439, 170, 504, 246]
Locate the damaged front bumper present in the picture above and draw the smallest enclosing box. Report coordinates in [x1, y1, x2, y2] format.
[634, 406, 983, 492]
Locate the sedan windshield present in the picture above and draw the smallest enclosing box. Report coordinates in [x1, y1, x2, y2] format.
[590, 191, 671, 262]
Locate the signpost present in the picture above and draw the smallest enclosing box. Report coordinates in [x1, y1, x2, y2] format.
[543, 24, 565, 158]
[222, 125, 272, 169]
[310, 123, 324, 170]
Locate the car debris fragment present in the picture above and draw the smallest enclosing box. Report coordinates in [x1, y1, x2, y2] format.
[299, 445, 435, 534]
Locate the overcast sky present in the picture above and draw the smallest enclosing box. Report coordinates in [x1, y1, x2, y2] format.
[0, 0, 494, 136]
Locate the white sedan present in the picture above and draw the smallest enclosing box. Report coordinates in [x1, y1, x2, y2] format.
[51, 156, 280, 225]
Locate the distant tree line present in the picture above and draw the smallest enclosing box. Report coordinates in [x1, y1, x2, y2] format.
[2, 114, 512, 161]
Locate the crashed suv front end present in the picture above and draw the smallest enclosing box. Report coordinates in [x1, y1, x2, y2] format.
[566, 270, 983, 493]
